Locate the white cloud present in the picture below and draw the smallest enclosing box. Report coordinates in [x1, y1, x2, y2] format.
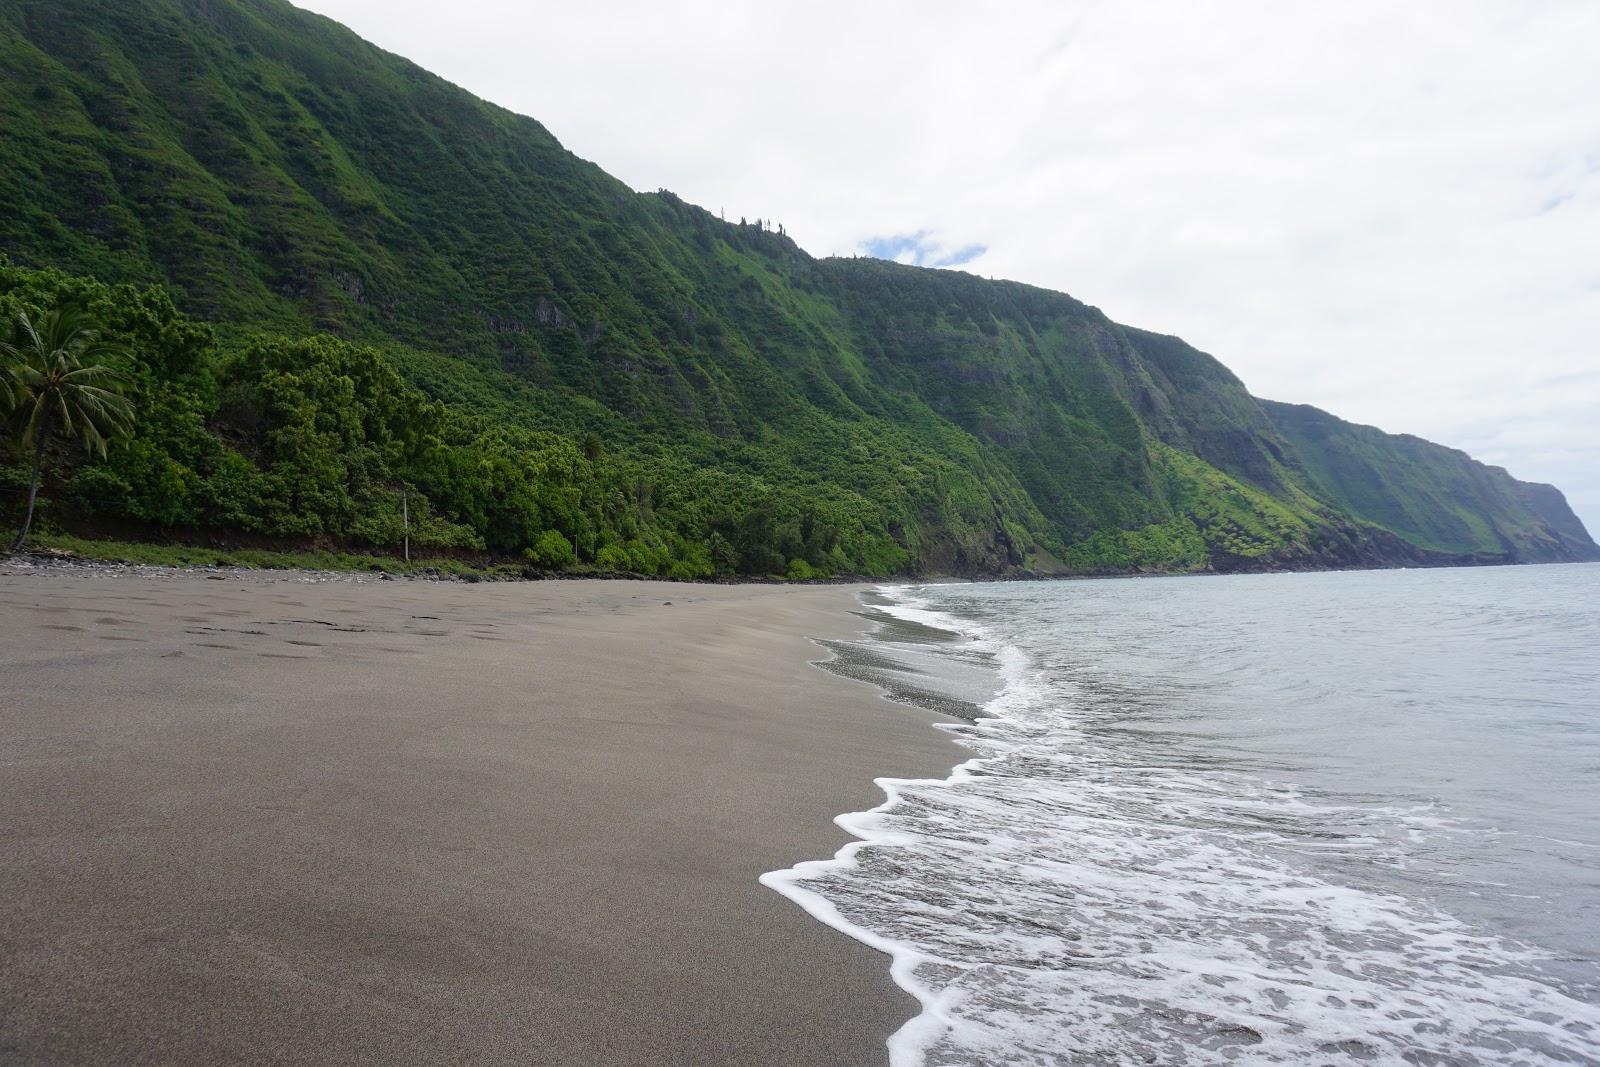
[296, 0, 1600, 533]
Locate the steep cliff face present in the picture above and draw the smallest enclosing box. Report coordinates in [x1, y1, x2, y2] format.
[1116, 327, 1300, 497]
[1516, 482, 1598, 558]
[1260, 401, 1599, 564]
[0, 0, 1593, 573]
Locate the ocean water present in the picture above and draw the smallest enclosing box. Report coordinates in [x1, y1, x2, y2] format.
[763, 564, 1600, 1065]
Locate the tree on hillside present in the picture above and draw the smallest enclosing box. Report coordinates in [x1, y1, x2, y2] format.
[1, 306, 136, 552]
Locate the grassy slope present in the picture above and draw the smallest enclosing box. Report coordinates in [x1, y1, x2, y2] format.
[0, 0, 1592, 570]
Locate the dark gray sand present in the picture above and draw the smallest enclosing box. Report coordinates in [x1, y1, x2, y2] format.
[0, 569, 962, 1066]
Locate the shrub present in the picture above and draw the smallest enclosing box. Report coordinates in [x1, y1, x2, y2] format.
[523, 529, 576, 568]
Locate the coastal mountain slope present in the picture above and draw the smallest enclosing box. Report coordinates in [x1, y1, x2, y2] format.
[1261, 400, 1597, 562]
[0, 0, 1593, 575]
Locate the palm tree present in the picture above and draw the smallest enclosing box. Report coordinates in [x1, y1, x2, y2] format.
[1, 306, 135, 553]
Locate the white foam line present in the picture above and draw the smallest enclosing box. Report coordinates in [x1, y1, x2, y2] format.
[760, 785, 950, 1064]
[761, 585, 1026, 1065]
[759, 763, 995, 1066]
[768, 582, 1600, 1065]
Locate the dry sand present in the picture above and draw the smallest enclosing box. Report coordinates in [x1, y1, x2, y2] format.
[0, 568, 963, 1066]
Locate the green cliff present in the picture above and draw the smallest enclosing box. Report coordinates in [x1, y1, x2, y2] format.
[1261, 400, 1597, 563]
[1, 0, 1592, 575]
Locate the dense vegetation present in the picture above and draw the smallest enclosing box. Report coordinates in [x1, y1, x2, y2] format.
[0, 0, 1592, 575]
[0, 262, 933, 577]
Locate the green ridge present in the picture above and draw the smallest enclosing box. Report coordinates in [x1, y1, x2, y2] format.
[1, 0, 1593, 575]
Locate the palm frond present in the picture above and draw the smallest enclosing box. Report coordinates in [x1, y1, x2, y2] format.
[1, 303, 137, 451]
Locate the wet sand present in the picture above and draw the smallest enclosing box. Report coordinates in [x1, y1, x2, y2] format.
[0, 568, 962, 1066]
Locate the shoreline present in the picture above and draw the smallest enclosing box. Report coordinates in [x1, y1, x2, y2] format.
[10, 529, 1596, 593]
[0, 570, 965, 1066]
[781, 573, 1600, 1063]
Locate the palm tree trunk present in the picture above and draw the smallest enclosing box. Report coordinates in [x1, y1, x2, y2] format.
[9, 427, 48, 554]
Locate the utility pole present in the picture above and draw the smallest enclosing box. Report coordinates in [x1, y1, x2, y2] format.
[402, 489, 410, 565]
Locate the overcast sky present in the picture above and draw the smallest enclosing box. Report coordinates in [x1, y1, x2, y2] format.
[298, 0, 1600, 534]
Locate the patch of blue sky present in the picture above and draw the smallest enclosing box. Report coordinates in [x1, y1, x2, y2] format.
[863, 230, 987, 268]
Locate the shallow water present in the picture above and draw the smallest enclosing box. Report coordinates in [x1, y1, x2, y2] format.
[765, 564, 1600, 1065]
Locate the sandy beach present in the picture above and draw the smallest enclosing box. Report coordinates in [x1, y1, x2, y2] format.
[0, 567, 963, 1066]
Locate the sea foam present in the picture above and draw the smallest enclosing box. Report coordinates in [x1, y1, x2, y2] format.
[762, 583, 1600, 1066]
